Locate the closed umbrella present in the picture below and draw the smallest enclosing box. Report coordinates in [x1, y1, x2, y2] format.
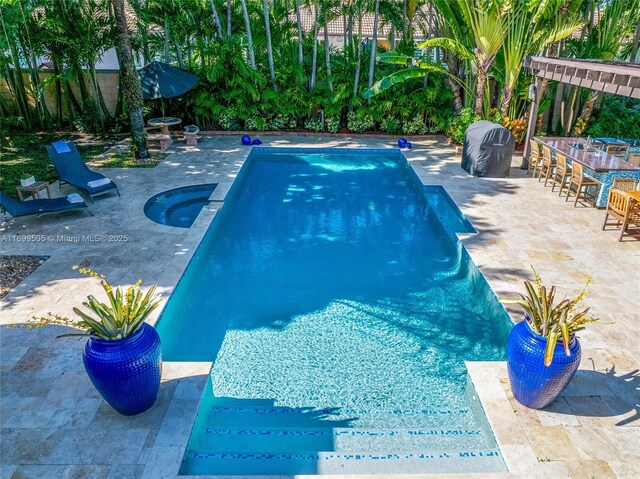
[138, 61, 199, 115]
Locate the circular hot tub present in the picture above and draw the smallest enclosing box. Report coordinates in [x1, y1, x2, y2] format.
[144, 184, 217, 228]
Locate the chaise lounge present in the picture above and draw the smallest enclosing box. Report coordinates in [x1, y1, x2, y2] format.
[0, 192, 91, 218]
[46, 141, 120, 202]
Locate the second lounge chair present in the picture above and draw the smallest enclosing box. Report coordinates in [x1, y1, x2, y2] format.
[46, 141, 120, 203]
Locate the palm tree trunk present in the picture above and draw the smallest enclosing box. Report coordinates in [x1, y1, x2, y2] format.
[174, 40, 185, 68]
[227, 0, 232, 38]
[402, 0, 408, 43]
[352, 47, 362, 102]
[500, 86, 513, 118]
[474, 67, 487, 116]
[295, 0, 303, 65]
[367, 0, 381, 94]
[113, 0, 149, 160]
[311, 7, 319, 90]
[209, 0, 223, 39]
[53, 58, 63, 127]
[631, 21, 640, 62]
[263, 0, 277, 90]
[572, 90, 599, 135]
[324, 13, 333, 92]
[239, 0, 256, 69]
[164, 17, 171, 63]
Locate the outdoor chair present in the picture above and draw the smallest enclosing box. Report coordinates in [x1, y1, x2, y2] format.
[0, 191, 90, 219]
[610, 177, 637, 192]
[527, 140, 542, 177]
[183, 125, 200, 146]
[46, 141, 119, 203]
[602, 188, 640, 241]
[606, 143, 630, 159]
[565, 162, 600, 207]
[538, 145, 556, 186]
[551, 153, 572, 196]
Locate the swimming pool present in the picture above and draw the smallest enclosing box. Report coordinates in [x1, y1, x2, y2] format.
[156, 148, 512, 474]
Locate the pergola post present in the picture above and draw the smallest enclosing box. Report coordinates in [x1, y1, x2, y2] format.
[521, 77, 544, 169]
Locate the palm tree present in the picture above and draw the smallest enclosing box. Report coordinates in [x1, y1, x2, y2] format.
[311, 4, 319, 89]
[239, 0, 256, 69]
[426, 0, 503, 116]
[112, 0, 149, 160]
[367, 0, 381, 94]
[322, 1, 334, 92]
[227, 0, 232, 38]
[295, 0, 304, 65]
[209, 0, 223, 39]
[263, 0, 277, 90]
[499, 3, 582, 118]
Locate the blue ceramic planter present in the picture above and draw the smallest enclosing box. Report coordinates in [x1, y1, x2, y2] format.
[506, 319, 581, 409]
[83, 323, 162, 416]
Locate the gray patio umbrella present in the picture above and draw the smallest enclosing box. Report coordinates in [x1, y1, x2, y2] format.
[138, 61, 199, 116]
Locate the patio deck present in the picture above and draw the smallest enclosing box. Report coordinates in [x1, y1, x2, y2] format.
[1, 134, 638, 479]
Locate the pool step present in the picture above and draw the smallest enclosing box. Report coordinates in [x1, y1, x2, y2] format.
[204, 404, 481, 430]
[191, 427, 491, 452]
[180, 448, 504, 475]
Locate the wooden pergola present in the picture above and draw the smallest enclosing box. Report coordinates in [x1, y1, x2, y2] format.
[522, 56, 640, 163]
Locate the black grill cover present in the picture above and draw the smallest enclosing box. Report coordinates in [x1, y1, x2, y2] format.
[461, 120, 515, 177]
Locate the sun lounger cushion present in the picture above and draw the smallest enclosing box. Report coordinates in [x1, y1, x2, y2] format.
[87, 178, 112, 188]
[67, 193, 85, 203]
[52, 141, 71, 154]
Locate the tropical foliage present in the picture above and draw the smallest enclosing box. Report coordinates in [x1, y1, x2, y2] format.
[1, 0, 639, 142]
[502, 267, 597, 367]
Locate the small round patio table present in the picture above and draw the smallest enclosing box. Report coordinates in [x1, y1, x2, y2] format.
[147, 117, 182, 143]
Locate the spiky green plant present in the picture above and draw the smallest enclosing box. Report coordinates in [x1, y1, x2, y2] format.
[31, 266, 161, 341]
[502, 267, 597, 367]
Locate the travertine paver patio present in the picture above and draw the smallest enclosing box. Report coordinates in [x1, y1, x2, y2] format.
[0, 134, 638, 479]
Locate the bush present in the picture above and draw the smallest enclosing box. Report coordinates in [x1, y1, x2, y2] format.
[219, 113, 240, 130]
[347, 111, 375, 133]
[325, 116, 340, 133]
[402, 116, 428, 135]
[380, 117, 402, 135]
[304, 118, 323, 132]
[448, 108, 480, 145]
[245, 117, 267, 131]
[267, 115, 297, 131]
[586, 95, 640, 139]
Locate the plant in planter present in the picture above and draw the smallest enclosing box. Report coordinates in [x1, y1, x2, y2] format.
[502, 268, 597, 409]
[34, 266, 162, 415]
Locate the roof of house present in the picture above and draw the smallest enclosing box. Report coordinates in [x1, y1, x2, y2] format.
[295, 6, 435, 41]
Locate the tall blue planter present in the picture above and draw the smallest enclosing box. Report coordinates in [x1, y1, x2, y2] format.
[507, 319, 581, 410]
[83, 323, 162, 416]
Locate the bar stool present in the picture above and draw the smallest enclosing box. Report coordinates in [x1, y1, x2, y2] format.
[539, 146, 556, 186]
[528, 140, 542, 177]
[551, 153, 572, 196]
[565, 162, 600, 207]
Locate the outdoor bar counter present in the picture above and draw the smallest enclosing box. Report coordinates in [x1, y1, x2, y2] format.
[534, 136, 640, 207]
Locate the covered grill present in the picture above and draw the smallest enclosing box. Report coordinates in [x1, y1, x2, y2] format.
[461, 121, 515, 177]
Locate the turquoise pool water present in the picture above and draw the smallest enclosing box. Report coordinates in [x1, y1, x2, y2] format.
[156, 148, 512, 475]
